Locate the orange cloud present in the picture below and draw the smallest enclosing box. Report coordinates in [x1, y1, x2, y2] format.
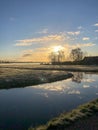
[15, 34, 64, 46]
[18, 42, 95, 62]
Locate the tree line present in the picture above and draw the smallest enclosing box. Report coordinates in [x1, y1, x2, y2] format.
[49, 48, 85, 64]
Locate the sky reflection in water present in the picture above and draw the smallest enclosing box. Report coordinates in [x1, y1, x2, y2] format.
[0, 72, 98, 130]
[29, 72, 98, 97]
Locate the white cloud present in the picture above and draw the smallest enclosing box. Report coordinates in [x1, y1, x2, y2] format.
[37, 28, 48, 34]
[83, 85, 90, 88]
[67, 31, 80, 35]
[82, 37, 90, 41]
[77, 26, 83, 29]
[78, 43, 95, 47]
[95, 30, 98, 32]
[93, 23, 98, 26]
[15, 42, 32, 46]
[70, 43, 95, 49]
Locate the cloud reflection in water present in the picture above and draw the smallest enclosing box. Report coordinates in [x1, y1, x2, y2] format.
[30, 79, 71, 92]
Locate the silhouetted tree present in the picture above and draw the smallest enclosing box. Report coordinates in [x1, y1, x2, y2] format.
[70, 48, 84, 61]
[49, 50, 65, 64]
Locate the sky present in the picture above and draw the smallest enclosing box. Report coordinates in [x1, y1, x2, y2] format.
[0, 0, 98, 62]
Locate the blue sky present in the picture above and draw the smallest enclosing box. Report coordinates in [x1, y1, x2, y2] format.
[0, 0, 98, 61]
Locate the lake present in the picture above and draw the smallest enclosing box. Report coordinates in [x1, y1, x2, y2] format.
[0, 72, 98, 130]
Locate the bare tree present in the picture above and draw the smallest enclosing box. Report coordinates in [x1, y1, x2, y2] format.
[49, 50, 65, 64]
[70, 48, 84, 61]
[49, 52, 57, 63]
[58, 50, 65, 62]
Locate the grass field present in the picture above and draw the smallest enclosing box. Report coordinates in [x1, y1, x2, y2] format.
[0, 64, 98, 89]
[0, 64, 98, 72]
[0, 67, 73, 89]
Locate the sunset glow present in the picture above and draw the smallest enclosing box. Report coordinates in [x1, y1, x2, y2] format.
[53, 46, 64, 53]
[0, 0, 98, 62]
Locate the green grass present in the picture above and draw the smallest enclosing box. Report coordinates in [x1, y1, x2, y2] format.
[29, 98, 98, 130]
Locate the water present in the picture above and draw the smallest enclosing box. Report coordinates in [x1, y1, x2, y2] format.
[0, 72, 98, 130]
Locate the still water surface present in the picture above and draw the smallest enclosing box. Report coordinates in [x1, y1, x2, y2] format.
[0, 72, 98, 130]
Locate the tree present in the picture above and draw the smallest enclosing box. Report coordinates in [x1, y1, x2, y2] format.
[70, 48, 84, 61]
[49, 50, 65, 64]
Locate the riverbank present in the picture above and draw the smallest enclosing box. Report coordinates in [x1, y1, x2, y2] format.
[0, 68, 73, 89]
[0, 64, 98, 72]
[29, 98, 98, 130]
[0, 64, 98, 89]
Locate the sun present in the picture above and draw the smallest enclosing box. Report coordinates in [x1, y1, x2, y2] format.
[53, 45, 63, 53]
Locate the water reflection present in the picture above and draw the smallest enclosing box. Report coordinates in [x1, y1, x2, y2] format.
[67, 90, 80, 95]
[72, 72, 83, 83]
[0, 72, 98, 130]
[29, 79, 71, 92]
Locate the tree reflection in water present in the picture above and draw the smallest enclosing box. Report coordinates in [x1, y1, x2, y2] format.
[72, 72, 83, 83]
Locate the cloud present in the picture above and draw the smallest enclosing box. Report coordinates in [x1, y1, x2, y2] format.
[77, 26, 83, 29]
[68, 90, 80, 94]
[17, 41, 96, 62]
[15, 42, 32, 46]
[37, 28, 48, 34]
[83, 85, 90, 88]
[22, 54, 32, 57]
[95, 30, 98, 32]
[67, 31, 80, 36]
[22, 49, 33, 53]
[66, 43, 95, 50]
[19, 47, 51, 62]
[82, 43, 95, 47]
[93, 23, 98, 26]
[82, 37, 90, 41]
[22, 49, 34, 57]
[35, 47, 51, 52]
[14, 34, 64, 46]
[83, 79, 95, 83]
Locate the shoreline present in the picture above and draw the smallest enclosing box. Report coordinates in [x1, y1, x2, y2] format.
[0, 68, 73, 89]
[29, 98, 98, 130]
[0, 65, 98, 72]
[0, 65, 98, 129]
[0, 65, 98, 89]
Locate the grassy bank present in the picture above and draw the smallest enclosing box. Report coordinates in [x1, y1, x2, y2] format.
[0, 64, 98, 89]
[0, 68, 73, 89]
[29, 98, 98, 130]
[0, 64, 98, 72]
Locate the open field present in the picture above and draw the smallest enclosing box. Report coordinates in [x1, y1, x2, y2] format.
[0, 67, 73, 89]
[0, 64, 98, 72]
[29, 98, 98, 130]
[0, 64, 98, 89]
